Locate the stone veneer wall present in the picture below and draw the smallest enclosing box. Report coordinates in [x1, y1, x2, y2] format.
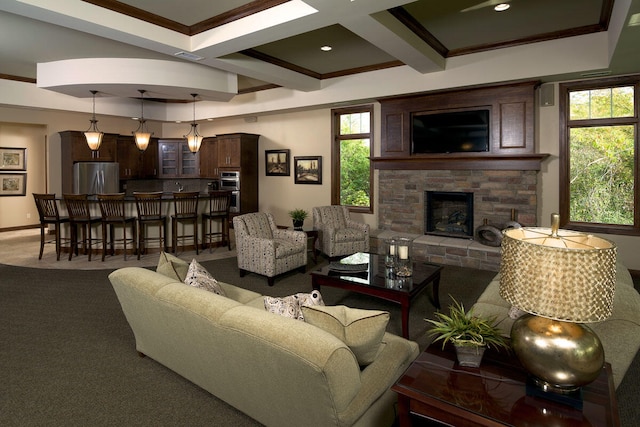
[376, 169, 540, 271]
[378, 169, 539, 234]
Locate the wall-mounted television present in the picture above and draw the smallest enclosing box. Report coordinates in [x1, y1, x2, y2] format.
[411, 109, 490, 154]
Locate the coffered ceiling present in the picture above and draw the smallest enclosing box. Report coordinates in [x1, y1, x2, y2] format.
[0, 0, 638, 103]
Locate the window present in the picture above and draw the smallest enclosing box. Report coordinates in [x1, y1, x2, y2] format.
[559, 77, 639, 235]
[331, 106, 373, 213]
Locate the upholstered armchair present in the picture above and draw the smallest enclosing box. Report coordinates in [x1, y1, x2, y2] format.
[233, 212, 307, 286]
[312, 205, 370, 258]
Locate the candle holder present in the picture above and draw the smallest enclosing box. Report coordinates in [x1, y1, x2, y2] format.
[394, 237, 413, 277]
[385, 238, 397, 268]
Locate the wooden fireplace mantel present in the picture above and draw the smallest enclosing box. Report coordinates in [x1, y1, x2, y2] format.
[371, 153, 550, 171]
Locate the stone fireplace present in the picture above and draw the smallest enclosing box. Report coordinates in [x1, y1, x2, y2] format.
[425, 191, 474, 239]
[375, 168, 539, 271]
[378, 169, 538, 238]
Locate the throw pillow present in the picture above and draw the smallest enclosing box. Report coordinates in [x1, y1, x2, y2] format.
[156, 251, 189, 282]
[301, 305, 389, 366]
[264, 290, 324, 320]
[184, 259, 226, 296]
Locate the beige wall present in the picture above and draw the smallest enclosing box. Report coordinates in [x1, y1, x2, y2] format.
[0, 89, 638, 269]
[0, 122, 46, 228]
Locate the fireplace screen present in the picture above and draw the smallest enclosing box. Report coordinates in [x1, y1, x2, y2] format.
[425, 191, 474, 238]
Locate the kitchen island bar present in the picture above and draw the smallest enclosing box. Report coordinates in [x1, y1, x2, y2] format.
[49, 193, 229, 259]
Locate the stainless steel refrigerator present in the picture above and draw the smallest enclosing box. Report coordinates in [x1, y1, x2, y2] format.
[73, 162, 120, 194]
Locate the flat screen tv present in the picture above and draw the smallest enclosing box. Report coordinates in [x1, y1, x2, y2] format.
[412, 109, 490, 154]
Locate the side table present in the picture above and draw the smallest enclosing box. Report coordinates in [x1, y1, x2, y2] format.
[277, 225, 318, 263]
[392, 344, 620, 427]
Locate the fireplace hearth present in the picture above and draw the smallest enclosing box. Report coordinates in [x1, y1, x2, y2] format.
[425, 191, 474, 239]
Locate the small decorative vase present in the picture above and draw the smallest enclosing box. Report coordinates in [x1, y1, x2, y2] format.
[292, 219, 304, 230]
[454, 344, 486, 367]
[385, 238, 397, 268]
[394, 237, 413, 277]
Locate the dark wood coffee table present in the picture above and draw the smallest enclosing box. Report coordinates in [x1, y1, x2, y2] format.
[392, 343, 620, 427]
[310, 253, 443, 338]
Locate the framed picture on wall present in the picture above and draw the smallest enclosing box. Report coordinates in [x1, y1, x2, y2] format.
[265, 149, 290, 176]
[294, 156, 322, 184]
[0, 173, 27, 196]
[0, 147, 26, 171]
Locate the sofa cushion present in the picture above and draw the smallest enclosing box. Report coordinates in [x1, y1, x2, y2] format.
[156, 251, 189, 282]
[301, 305, 389, 365]
[184, 259, 226, 296]
[264, 290, 324, 320]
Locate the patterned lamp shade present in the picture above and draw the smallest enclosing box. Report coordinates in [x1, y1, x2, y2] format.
[499, 214, 617, 323]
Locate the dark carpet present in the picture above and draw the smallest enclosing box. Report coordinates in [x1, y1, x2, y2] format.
[1, 257, 638, 426]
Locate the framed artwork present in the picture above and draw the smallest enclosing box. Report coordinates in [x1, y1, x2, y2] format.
[265, 149, 290, 176]
[294, 156, 322, 184]
[0, 173, 27, 196]
[0, 147, 26, 171]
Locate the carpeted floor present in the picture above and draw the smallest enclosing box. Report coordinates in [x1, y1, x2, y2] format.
[1, 256, 639, 426]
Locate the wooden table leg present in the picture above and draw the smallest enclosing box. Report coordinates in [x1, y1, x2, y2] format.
[397, 394, 411, 427]
[432, 272, 441, 309]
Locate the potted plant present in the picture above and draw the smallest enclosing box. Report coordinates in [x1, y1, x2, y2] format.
[425, 297, 509, 367]
[288, 208, 308, 230]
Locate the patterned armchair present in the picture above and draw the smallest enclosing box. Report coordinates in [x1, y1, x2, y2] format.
[233, 212, 307, 286]
[312, 205, 370, 258]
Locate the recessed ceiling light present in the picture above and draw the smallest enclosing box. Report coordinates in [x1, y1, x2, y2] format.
[320, 45, 332, 52]
[494, 3, 510, 12]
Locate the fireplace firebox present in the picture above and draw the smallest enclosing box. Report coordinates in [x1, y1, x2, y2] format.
[425, 191, 474, 239]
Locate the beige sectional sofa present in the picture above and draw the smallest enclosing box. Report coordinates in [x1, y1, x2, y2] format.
[471, 262, 640, 389]
[108, 255, 419, 427]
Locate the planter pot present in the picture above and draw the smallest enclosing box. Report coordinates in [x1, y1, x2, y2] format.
[454, 344, 486, 367]
[292, 219, 304, 230]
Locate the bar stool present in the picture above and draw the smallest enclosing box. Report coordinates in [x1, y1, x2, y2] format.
[171, 191, 200, 255]
[97, 193, 137, 261]
[201, 190, 232, 252]
[134, 192, 167, 259]
[32, 193, 70, 261]
[63, 193, 102, 261]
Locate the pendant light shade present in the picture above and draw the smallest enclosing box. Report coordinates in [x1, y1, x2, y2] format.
[132, 89, 153, 151]
[84, 90, 104, 151]
[184, 93, 203, 153]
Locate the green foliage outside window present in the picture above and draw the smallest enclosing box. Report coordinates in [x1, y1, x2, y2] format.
[568, 85, 636, 226]
[337, 111, 371, 208]
[340, 139, 370, 206]
[569, 126, 634, 225]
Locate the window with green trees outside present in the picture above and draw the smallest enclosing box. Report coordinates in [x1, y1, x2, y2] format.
[332, 106, 373, 212]
[560, 77, 639, 235]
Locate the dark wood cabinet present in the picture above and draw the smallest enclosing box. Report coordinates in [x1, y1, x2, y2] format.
[116, 136, 159, 179]
[218, 133, 259, 214]
[140, 138, 158, 178]
[117, 135, 140, 179]
[199, 137, 219, 178]
[158, 139, 200, 178]
[375, 81, 545, 170]
[217, 135, 242, 168]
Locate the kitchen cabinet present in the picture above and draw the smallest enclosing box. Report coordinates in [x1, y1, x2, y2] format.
[199, 137, 219, 178]
[217, 133, 260, 214]
[117, 136, 159, 179]
[217, 135, 242, 168]
[158, 139, 200, 178]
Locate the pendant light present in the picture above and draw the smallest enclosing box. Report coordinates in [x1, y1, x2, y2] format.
[84, 90, 104, 151]
[132, 89, 153, 151]
[184, 93, 203, 153]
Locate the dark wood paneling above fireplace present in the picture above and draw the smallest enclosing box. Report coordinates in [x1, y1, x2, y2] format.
[374, 80, 550, 170]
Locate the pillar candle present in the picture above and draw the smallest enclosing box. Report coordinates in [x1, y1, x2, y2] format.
[398, 246, 408, 260]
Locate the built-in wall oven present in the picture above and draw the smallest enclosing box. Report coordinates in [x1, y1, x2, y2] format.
[220, 171, 240, 212]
